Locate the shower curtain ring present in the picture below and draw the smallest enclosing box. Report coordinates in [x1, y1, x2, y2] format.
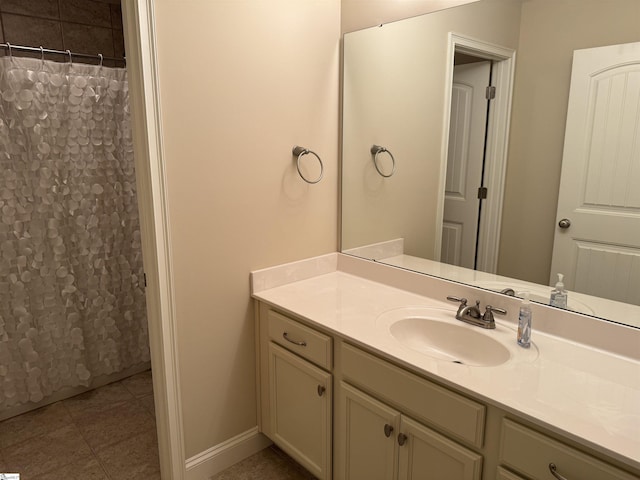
[66, 49, 72, 64]
[6, 42, 12, 59]
[40, 46, 45, 66]
[98, 53, 104, 68]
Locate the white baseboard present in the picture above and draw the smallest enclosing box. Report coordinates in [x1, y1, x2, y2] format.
[185, 427, 272, 480]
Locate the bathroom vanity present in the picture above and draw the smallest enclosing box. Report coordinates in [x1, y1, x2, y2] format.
[252, 254, 640, 480]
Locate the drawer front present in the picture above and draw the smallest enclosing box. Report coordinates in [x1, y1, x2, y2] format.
[340, 342, 485, 448]
[496, 467, 526, 480]
[268, 309, 332, 369]
[500, 419, 638, 480]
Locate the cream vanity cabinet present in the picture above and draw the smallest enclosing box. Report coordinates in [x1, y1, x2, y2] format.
[336, 382, 483, 479]
[497, 419, 639, 480]
[256, 303, 640, 480]
[257, 305, 333, 479]
[335, 343, 484, 480]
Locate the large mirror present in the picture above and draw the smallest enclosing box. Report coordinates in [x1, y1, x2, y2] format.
[341, 0, 640, 328]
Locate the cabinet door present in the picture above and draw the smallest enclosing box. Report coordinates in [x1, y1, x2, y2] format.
[268, 342, 332, 479]
[335, 382, 400, 480]
[397, 416, 483, 480]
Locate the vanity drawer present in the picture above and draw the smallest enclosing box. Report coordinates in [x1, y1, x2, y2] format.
[340, 342, 485, 448]
[500, 419, 638, 480]
[496, 467, 525, 480]
[267, 309, 332, 370]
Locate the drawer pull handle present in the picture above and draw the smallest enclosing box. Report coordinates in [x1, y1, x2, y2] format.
[282, 332, 307, 347]
[317, 385, 326, 397]
[383, 424, 394, 437]
[549, 463, 568, 480]
[397, 433, 408, 446]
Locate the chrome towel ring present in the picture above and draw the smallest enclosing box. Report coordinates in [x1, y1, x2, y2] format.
[371, 145, 395, 178]
[293, 146, 324, 184]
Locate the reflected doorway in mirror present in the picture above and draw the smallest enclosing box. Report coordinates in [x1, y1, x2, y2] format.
[441, 59, 491, 270]
[436, 33, 516, 274]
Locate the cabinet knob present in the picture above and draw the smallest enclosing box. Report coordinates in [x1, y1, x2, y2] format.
[397, 433, 408, 446]
[317, 385, 326, 397]
[549, 463, 569, 480]
[383, 424, 394, 437]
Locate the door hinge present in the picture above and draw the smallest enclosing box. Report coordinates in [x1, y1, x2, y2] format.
[477, 187, 488, 199]
[485, 85, 496, 100]
[143, 273, 147, 288]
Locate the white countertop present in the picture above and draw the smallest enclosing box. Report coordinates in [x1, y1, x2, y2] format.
[251, 254, 640, 471]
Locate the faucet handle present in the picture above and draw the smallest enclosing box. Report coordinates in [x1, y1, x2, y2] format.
[486, 305, 506, 315]
[446, 296, 467, 305]
[484, 305, 507, 324]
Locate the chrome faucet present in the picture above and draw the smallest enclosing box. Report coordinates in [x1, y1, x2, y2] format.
[446, 296, 506, 329]
[499, 288, 516, 296]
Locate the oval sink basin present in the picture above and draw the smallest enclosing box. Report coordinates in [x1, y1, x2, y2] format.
[377, 306, 538, 367]
[389, 317, 510, 367]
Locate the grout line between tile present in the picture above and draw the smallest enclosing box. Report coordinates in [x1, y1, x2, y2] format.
[2, 377, 158, 479]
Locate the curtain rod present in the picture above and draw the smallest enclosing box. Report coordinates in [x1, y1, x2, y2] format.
[1, 42, 125, 64]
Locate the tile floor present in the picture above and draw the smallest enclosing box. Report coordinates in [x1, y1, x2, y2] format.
[213, 446, 316, 480]
[0, 370, 159, 480]
[0, 371, 315, 480]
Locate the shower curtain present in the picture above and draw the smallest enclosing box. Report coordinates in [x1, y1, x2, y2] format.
[0, 56, 149, 409]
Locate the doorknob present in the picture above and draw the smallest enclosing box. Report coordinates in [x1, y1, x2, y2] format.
[558, 218, 571, 229]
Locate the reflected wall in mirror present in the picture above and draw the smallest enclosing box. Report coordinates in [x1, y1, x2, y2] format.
[341, 0, 640, 328]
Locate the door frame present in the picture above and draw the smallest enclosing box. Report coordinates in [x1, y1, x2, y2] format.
[435, 32, 516, 273]
[122, 1, 186, 478]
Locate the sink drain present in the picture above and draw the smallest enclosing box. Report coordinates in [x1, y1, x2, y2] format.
[452, 360, 464, 365]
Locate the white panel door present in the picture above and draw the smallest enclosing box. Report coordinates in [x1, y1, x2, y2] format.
[442, 61, 491, 269]
[550, 42, 640, 305]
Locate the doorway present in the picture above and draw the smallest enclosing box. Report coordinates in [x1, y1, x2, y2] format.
[436, 33, 516, 274]
[441, 56, 493, 269]
[0, 1, 163, 476]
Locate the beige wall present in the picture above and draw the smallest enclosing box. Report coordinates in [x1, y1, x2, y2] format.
[341, 0, 478, 33]
[498, 0, 640, 285]
[152, 0, 339, 457]
[342, 0, 521, 259]
[142, 0, 640, 463]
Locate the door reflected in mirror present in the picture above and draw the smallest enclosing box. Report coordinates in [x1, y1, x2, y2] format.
[341, 0, 640, 328]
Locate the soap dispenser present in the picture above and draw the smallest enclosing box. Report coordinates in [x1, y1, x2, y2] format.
[550, 273, 568, 309]
[517, 292, 532, 348]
